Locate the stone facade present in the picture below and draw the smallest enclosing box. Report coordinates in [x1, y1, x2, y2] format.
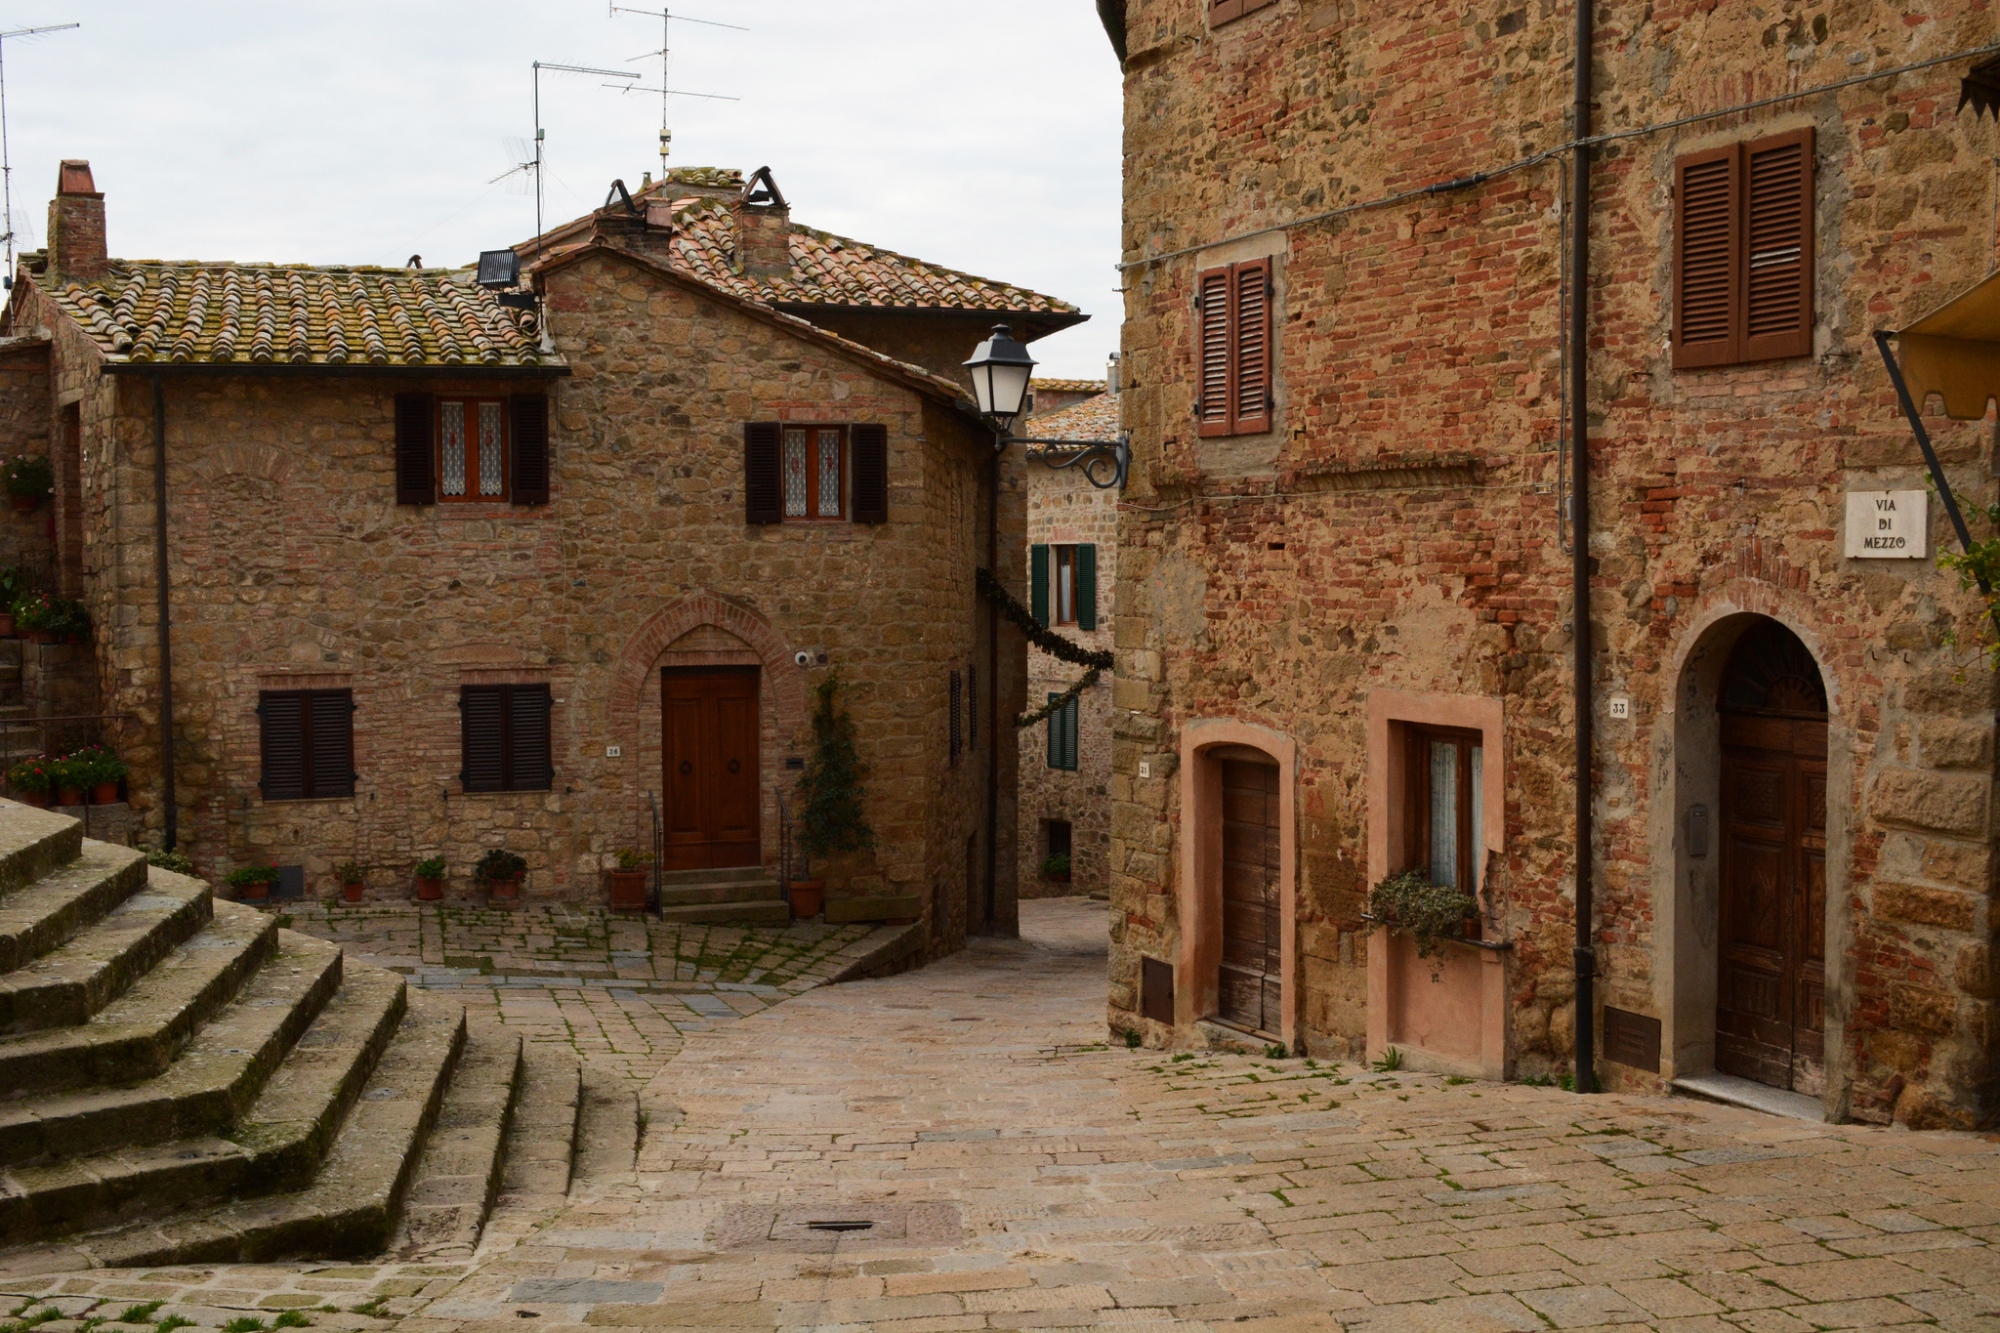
[1018, 390, 1119, 900]
[1106, 0, 2000, 1127]
[0, 167, 1057, 951]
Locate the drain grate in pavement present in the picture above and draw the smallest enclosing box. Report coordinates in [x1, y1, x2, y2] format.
[713, 1201, 962, 1250]
[806, 1220, 875, 1232]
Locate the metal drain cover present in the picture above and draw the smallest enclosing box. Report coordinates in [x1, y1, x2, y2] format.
[713, 1202, 962, 1251]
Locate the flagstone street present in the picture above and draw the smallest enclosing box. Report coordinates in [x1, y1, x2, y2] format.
[10, 898, 2000, 1331]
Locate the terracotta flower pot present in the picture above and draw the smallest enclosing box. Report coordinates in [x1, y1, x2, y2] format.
[606, 868, 647, 912]
[62, 632, 84, 645]
[26, 629, 53, 644]
[787, 878, 825, 919]
[90, 781, 119, 805]
[488, 874, 522, 902]
[55, 786, 83, 806]
[415, 876, 444, 901]
[341, 880, 365, 903]
[0, 613, 15, 637]
[13, 789, 45, 807]
[239, 880, 270, 902]
[10, 493, 38, 513]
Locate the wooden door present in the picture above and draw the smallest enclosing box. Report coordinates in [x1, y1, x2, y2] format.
[1217, 757, 1281, 1035]
[1716, 711, 1827, 1091]
[661, 669, 760, 871]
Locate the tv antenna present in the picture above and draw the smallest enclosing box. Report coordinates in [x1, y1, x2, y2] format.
[0, 22, 78, 286]
[527, 60, 639, 256]
[608, 6, 745, 179]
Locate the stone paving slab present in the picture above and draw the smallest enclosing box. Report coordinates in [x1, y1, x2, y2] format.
[19, 899, 2000, 1331]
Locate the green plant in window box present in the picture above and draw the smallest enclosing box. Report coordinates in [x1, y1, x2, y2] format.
[475, 848, 527, 901]
[4, 455, 52, 511]
[225, 863, 281, 903]
[1039, 852, 1071, 881]
[1368, 869, 1477, 973]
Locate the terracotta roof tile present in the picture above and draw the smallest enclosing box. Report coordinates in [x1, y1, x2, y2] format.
[1035, 378, 1108, 395]
[1032, 392, 1120, 442]
[35, 259, 556, 370]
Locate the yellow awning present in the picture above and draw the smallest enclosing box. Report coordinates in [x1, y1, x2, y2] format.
[1895, 269, 2000, 420]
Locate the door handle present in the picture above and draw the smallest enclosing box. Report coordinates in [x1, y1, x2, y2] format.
[679, 760, 694, 776]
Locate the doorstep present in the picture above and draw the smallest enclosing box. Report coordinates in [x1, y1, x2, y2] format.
[1671, 1071, 1825, 1122]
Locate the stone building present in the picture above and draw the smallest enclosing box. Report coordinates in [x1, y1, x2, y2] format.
[0, 160, 1084, 944]
[1018, 386, 1120, 900]
[1099, 0, 2000, 1127]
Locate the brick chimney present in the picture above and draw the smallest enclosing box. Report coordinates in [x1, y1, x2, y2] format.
[733, 166, 792, 279]
[46, 160, 107, 279]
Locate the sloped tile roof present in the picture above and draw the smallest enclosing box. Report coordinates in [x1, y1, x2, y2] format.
[1035, 378, 1108, 395]
[1032, 392, 1120, 442]
[33, 260, 556, 369]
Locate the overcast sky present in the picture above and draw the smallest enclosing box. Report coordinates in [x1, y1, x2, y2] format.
[0, 2, 1124, 377]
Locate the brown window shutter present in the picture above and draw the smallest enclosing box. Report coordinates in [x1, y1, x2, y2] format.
[461, 687, 505, 791]
[510, 394, 550, 505]
[395, 393, 435, 504]
[1672, 145, 1743, 369]
[744, 422, 782, 524]
[1743, 127, 1814, 363]
[1232, 259, 1271, 434]
[1212, 0, 1245, 22]
[308, 690, 356, 798]
[258, 691, 306, 800]
[851, 423, 888, 524]
[509, 685, 554, 790]
[1195, 267, 1233, 437]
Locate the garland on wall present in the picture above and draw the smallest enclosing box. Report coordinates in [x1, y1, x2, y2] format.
[976, 567, 1114, 728]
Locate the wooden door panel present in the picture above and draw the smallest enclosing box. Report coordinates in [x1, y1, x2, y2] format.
[1722, 836, 1785, 953]
[1217, 758, 1281, 1036]
[661, 670, 761, 871]
[663, 698, 706, 842]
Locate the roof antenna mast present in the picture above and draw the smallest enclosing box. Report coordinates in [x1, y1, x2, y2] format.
[607, 5, 745, 179]
[526, 60, 639, 260]
[0, 22, 78, 288]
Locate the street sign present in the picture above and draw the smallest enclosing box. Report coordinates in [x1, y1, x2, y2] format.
[1844, 490, 1928, 559]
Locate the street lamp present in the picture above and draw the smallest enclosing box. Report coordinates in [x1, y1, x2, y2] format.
[964, 324, 1037, 431]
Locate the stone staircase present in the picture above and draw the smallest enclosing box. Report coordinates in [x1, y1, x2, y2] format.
[0, 800, 596, 1272]
[656, 865, 790, 925]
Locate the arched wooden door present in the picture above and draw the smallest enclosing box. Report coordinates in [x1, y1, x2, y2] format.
[1217, 753, 1281, 1035]
[661, 667, 761, 871]
[1715, 621, 1827, 1094]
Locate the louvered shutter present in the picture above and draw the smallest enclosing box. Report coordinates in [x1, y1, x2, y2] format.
[744, 422, 782, 524]
[1196, 267, 1233, 437]
[395, 393, 435, 505]
[1047, 693, 1065, 769]
[1743, 128, 1814, 363]
[259, 691, 306, 800]
[851, 423, 888, 524]
[1672, 146, 1742, 369]
[1232, 259, 1272, 434]
[1076, 544, 1097, 632]
[1030, 544, 1050, 626]
[509, 685, 554, 790]
[510, 394, 550, 505]
[309, 690, 356, 798]
[461, 687, 505, 792]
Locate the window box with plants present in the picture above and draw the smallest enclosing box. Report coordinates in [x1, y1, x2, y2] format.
[413, 856, 447, 901]
[1367, 869, 1480, 970]
[475, 848, 527, 902]
[333, 861, 366, 904]
[789, 671, 874, 920]
[5, 455, 51, 514]
[226, 862, 281, 903]
[606, 848, 652, 912]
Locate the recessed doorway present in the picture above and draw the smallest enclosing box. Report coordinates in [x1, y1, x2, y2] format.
[661, 667, 761, 871]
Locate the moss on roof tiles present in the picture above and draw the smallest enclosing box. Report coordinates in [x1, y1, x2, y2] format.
[40, 259, 554, 369]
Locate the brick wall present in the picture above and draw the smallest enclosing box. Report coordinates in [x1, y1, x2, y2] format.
[1112, 0, 2000, 1125]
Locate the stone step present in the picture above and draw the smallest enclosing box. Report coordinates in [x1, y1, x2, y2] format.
[0, 932, 343, 1167]
[657, 878, 785, 907]
[825, 894, 923, 925]
[0, 841, 147, 975]
[655, 864, 773, 888]
[0, 870, 210, 1033]
[475, 1044, 582, 1258]
[0, 804, 82, 904]
[0, 899, 276, 1096]
[75, 990, 468, 1266]
[656, 900, 792, 926]
[0, 966, 407, 1243]
[569, 1069, 640, 1190]
[390, 1024, 523, 1259]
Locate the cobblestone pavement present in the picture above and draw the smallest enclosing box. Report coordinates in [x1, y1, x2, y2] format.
[14, 898, 2000, 1331]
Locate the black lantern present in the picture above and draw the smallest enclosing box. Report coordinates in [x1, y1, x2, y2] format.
[964, 324, 1037, 429]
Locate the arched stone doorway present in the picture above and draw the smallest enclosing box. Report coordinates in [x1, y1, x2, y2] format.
[1714, 620, 1829, 1094]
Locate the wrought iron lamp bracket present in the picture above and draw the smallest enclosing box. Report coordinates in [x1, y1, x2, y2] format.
[1005, 433, 1131, 490]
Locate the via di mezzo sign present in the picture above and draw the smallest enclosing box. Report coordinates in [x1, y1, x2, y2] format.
[1844, 490, 1928, 559]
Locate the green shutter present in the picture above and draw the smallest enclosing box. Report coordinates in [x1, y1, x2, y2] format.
[1047, 695, 1079, 772]
[1076, 544, 1097, 631]
[1030, 544, 1050, 626]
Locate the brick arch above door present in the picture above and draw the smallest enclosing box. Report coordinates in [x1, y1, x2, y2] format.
[606, 592, 807, 741]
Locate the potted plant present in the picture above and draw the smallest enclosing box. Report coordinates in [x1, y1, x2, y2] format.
[333, 860, 366, 904]
[413, 856, 446, 901]
[13, 592, 55, 644]
[0, 567, 25, 637]
[475, 848, 527, 902]
[5, 455, 52, 514]
[49, 754, 85, 807]
[607, 848, 652, 912]
[50, 596, 88, 645]
[1040, 852, 1072, 884]
[1368, 869, 1479, 976]
[789, 671, 874, 919]
[6, 755, 51, 806]
[68, 745, 126, 804]
[226, 863, 281, 903]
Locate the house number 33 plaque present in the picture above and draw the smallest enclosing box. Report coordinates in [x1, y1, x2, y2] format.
[1844, 490, 1928, 559]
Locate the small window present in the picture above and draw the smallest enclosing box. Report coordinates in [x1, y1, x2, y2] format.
[438, 398, 508, 501]
[1054, 546, 1078, 625]
[1032, 544, 1096, 630]
[1046, 819, 1073, 861]
[1404, 726, 1483, 896]
[259, 689, 355, 801]
[1046, 694, 1079, 772]
[1211, 0, 1277, 25]
[781, 425, 845, 520]
[461, 684, 553, 792]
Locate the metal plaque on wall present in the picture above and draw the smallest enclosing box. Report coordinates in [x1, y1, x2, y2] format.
[1844, 490, 1928, 559]
[1603, 1005, 1661, 1073]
